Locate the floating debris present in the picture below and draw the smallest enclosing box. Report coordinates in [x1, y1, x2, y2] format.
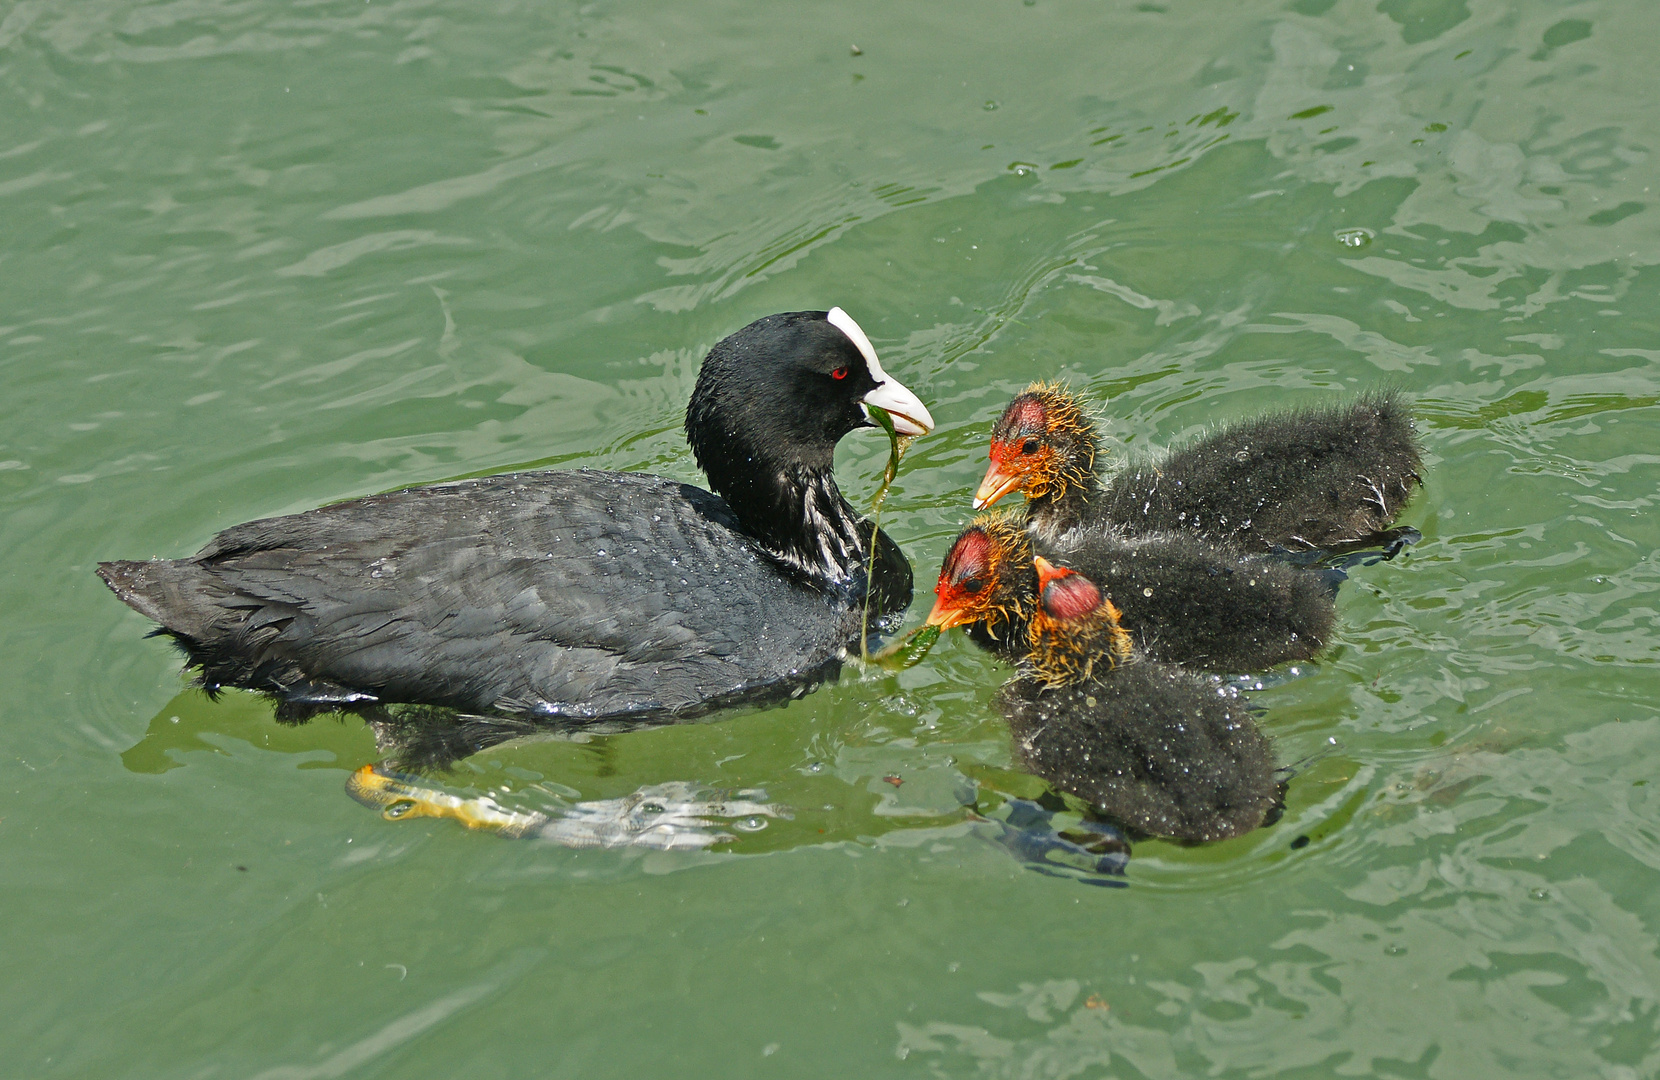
[1334, 226, 1374, 249]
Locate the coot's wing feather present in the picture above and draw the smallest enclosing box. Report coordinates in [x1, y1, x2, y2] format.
[111, 471, 856, 720]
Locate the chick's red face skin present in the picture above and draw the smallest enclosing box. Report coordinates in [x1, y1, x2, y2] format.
[975, 394, 1053, 509]
[1039, 572, 1102, 622]
[928, 527, 994, 629]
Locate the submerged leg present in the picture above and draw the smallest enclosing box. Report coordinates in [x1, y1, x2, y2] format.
[346, 765, 549, 837]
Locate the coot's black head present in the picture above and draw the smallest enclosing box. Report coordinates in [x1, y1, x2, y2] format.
[682, 309, 932, 591]
[685, 309, 932, 475]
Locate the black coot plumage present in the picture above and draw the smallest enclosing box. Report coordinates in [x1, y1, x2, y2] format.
[927, 512, 1339, 672]
[974, 383, 1422, 554]
[998, 557, 1282, 842]
[98, 309, 934, 729]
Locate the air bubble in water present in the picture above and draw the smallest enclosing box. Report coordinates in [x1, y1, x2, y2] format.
[1334, 226, 1374, 248]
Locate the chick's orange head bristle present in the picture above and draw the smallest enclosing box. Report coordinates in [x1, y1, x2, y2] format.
[975, 383, 1096, 509]
[975, 393, 1054, 510]
[928, 516, 1029, 629]
[1026, 559, 1132, 686]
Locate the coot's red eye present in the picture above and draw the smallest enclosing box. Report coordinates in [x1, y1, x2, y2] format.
[830, 367, 848, 380]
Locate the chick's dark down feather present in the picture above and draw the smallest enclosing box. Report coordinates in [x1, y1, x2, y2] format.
[999, 662, 1280, 842]
[1095, 391, 1421, 552]
[1055, 530, 1339, 671]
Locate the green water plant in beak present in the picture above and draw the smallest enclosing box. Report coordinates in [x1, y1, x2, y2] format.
[861, 404, 936, 667]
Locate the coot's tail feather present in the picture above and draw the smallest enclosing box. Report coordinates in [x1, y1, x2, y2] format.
[98, 560, 222, 640]
[97, 559, 374, 718]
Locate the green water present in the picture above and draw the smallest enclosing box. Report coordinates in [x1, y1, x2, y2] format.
[8, 0, 1660, 1074]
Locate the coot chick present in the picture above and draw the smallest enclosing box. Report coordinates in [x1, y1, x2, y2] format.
[974, 383, 1422, 553]
[999, 557, 1282, 842]
[98, 309, 934, 728]
[927, 512, 1338, 672]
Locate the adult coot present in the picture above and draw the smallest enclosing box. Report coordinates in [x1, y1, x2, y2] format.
[927, 512, 1338, 672]
[999, 557, 1282, 842]
[98, 309, 934, 729]
[974, 383, 1422, 553]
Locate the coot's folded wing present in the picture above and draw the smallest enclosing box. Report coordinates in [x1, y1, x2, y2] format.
[104, 471, 857, 721]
